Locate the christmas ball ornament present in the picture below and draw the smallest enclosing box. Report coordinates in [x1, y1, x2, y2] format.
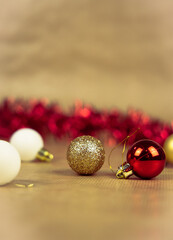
[116, 139, 166, 179]
[163, 134, 173, 163]
[10, 128, 53, 162]
[67, 135, 105, 175]
[0, 140, 21, 185]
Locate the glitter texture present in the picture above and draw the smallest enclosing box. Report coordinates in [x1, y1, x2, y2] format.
[67, 135, 105, 175]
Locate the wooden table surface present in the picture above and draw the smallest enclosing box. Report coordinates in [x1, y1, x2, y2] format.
[1, 139, 173, 240]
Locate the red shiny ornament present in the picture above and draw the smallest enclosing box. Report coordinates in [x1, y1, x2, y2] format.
[126, 139, 166, 179]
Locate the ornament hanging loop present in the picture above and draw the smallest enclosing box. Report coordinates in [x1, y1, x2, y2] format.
[108, 128, 140, 178]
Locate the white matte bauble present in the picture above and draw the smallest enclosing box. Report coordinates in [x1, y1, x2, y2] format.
[0, 140, 21, 185]
[10, 128, 44, 162]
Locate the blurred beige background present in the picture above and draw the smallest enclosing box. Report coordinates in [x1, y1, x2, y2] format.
[0, 0, 173, 121]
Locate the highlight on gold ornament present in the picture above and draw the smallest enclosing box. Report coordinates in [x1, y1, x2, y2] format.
[163, 134, 173, 164]
[108, 128, 166, 179]
[67, 135, 105, 175]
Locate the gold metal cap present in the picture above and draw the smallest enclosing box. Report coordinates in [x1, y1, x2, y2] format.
[36, 148, 54, 162]
[116, 162, 133, 179]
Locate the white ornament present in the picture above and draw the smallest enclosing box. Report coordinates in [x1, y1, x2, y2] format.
[10, 128, 44, 162]
[0, 140, 21, 185]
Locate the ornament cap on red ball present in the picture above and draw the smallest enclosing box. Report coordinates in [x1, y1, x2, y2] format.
[116, 139, 166, 179]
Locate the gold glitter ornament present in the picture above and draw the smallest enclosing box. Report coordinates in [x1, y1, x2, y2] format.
[67, 135, 105, 175]
[163, 134, 173, 163]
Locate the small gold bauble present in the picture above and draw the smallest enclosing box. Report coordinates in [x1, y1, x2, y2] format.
[67, 135, 105, 175]
[164, 134, 173, 163]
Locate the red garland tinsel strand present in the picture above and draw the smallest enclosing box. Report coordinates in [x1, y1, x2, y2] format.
[0, 98, 172, 145]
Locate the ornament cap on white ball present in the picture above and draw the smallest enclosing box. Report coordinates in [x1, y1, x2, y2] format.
[10, 128, 53, 162]
[0, 140, 21, 185]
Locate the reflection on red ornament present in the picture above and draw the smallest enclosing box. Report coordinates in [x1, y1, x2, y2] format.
[126, 140, 166, 179]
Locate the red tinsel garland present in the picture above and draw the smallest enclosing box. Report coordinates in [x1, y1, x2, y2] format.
[0, 98, 172, 145]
